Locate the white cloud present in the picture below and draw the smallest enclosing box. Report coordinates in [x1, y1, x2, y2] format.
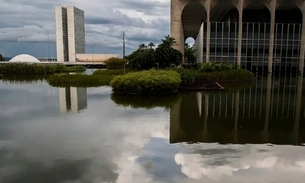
[0, 0, 170, 57]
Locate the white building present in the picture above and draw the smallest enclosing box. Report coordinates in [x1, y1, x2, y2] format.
[59, 87, 87, 113]
[55, 6, 85, 62]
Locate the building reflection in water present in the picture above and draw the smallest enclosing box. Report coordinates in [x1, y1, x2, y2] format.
[58, 87, 87, 113]
[170, 74, 305, 145]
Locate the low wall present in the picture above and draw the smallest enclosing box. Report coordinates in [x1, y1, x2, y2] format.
[75, 54, 119, 62]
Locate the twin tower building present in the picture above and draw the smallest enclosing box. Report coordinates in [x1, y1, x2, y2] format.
[55, 6, 85, 62]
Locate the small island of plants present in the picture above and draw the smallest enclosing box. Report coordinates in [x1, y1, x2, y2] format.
[1, 35, 254, 94]
[110, 70, 181, 94]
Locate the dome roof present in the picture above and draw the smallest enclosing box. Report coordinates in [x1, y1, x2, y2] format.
[9, 54, 40, 63]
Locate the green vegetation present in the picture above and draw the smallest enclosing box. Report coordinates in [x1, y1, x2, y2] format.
[48, 74, 111, 87]
[111, 93, 180, 109]
[110, 70, 181, 94]
[0, 63, 85, 74]
[173, 63, 254, 88]
[1, 74, 47, 84]
[184, 43, 197, 63]
[105, 58, 128, 70]
[0, 54, 4, 61]
[125, 35, 183, 70]
[47, 69, 131, 87]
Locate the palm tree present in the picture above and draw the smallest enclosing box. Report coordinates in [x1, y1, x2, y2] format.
[138, 44, 147, 50]
[148, 42, 155, 49]
[160, 35, 176, 48]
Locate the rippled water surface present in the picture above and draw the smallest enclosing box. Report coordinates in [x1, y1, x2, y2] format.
[1, 73, 305, 183]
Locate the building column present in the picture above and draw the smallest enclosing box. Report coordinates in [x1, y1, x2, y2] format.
[268, 0, 276, 73]
[299, 6, 305, 74]
[237, 0, 244, 67]
[170, 0, 185, 60]
[205, 0, 211, 62]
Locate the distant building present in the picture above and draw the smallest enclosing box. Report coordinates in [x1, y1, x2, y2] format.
[9, 54, 40, 63]
[55, 6, 85, 63]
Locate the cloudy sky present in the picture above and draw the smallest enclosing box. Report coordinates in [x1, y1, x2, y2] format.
[0, 0, 174, 58]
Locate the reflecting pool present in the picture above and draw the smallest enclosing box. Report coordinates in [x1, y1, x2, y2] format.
[0, 73, 305, 183]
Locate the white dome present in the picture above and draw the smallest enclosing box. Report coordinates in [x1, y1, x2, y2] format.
[9, 54, 40, 63]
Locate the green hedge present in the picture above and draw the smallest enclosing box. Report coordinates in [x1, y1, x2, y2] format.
[1, 74, 48, 84]
[111, 93, 180, 109]
[92, 69, 132, 76]
[105, 58, 128, 70]
[47, 74, 113, 87]
[0, 63, 85, 74]
[199, 62, 236, 72]
[110, 70, 181, 94]
[172, 68, 253, 88]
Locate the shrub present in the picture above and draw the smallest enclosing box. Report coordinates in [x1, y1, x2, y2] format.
[172, 68, 199, 87]
[0, 63, 85, 74]
[47, 74, 113, 87]
[111, 93, 180, 109]
[199, 62, 234, 72]
[92, 69, 133, 76]
[196, 69, 254, 82]
[1, 74, 47, 84]
[105, 58, 128, 70]
[110, 69, 181, 94]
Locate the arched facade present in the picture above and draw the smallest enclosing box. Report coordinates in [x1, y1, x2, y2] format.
[171, 0, 305, 73]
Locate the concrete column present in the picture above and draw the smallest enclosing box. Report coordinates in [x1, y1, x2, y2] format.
[268, 0, 276, 73]
[299, 6, 305, 74]
[205, 0, 211, 62]
[170, 0, 185, 58]
[237, 0, 244, 67]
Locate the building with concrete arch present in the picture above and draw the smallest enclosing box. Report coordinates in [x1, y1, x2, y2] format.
[170, 0, 305, 73]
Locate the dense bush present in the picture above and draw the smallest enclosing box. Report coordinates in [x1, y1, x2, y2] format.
[93, 69, 133, 76]
[104, 58, 128, 70]
[199, 62, 234, 72]
[171, 68, 253, 88]
[111, 93, 180, 109]
[0, 63, 85, 74]
[47, 74, 113, 87]
[110, 70, 181, 94]
[1, 74, 47, 84]
[196, 69, 254, 82]
[125, 35, 183, 70]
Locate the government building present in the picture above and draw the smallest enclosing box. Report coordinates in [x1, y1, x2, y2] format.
[170, 0, 305, 73]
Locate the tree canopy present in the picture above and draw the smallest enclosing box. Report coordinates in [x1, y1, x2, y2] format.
[125, 35, 183, 70]
[0, 54, 4, 61]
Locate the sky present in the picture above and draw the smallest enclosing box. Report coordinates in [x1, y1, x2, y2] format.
[0, 0, 188, 58]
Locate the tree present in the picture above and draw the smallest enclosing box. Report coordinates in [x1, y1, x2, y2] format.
[155, 35, 182, 68]
[0, 54, 4, 61]
[148, 42, 155, 49]
[184, 43, 197, 63]
[127, 44, 155, 70]
[125, 35, 183, 70]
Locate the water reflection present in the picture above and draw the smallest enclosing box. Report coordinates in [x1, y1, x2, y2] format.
[58, 87, 87, 113]
[170, 74, 305, 145]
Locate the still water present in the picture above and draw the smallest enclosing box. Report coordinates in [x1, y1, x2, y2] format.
[0, 73, 305, 183]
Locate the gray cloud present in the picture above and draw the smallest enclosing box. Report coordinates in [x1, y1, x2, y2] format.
[0, 0, 170, 58]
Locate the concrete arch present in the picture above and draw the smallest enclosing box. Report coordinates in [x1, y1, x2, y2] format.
[181, 2, 207, 38]
[185, 37, 195, 45]
[210, 2, 239, 22]
[275, 4, 302, 23]
[242, 2, 271, 22]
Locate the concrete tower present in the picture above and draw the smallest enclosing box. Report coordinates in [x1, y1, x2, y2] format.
[55, 6, 85, 62]
[171, 0, 305, 73]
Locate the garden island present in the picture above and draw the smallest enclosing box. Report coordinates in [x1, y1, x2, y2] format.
[0, 36, 253, 94]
